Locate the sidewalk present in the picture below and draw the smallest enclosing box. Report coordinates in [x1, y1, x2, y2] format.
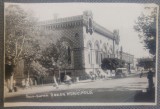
[4, 79, 94, 98]
[4, 73, 148, 98]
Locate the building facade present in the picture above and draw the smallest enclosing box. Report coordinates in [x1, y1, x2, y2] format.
[38, 11, 120, 80]
[119, 47, 134, 72]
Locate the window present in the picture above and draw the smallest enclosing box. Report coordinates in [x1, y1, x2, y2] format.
[88, 54, 90, 64]
[68, 47, 71, 64]
[89, 18, 92, 28]
[95, 43, 99, 65]
[88, 43, 92, 64]
[96, 51, 98, 64]
[62, 41, 72, 65]
[75, 33, 79, 37]
[101, 53, 103, 62]
[104, 45, 107, 58]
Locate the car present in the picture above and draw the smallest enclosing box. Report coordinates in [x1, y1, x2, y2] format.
[115, 68, 128, 78]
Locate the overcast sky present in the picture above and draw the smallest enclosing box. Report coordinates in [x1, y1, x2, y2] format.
[5, 3, 158, 58]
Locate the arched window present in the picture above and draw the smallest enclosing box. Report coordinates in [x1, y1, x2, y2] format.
[68, 46, 71, 64]
[62, 41, 72, 65]
[89, 18, 92, 28]
[108, 50, 110, 58]
[103, 44, 107, 58]
[88, 42, 92, 64]
[101, 53, 103, 62]
[95, 42, 99, 65]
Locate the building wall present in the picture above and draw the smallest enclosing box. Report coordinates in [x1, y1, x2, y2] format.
[82, 26, 119, 76]
[120, 52, 134, 64]
[39, 23, 85, 77]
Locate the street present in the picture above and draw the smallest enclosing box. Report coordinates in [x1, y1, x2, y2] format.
[4, 75, 155, 103]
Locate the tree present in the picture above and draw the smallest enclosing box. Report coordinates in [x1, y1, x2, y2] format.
[55, 39, 72, 69]
[39, 38, 71, 70]
[38, 42, 59, 75]
[5, 5, 40, 70]
[30, 61, 48, 76]
[137, 58, 155, 69]
[134, 7, 157, 56]
[101, 58, 125, 71]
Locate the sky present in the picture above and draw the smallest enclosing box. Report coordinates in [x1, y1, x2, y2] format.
[5, 3, 158, 58]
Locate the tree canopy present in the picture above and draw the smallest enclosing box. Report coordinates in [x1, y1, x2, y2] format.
[134, 7, 157, 56]
[38, 37, 72, 70]
[101, 58, 125, 70]
[137, 58, 155, 69]
[5, 5, 40, 66]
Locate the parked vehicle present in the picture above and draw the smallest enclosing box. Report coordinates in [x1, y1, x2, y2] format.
[115, 68, 128, 78]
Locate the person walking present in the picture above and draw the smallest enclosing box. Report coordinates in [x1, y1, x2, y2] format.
[140, 70, 143, 78]
[5, 61, 14, 92]
[147, 70, 154, 90]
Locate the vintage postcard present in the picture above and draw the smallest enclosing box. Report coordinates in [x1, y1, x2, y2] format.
[4, 3, 159, 107]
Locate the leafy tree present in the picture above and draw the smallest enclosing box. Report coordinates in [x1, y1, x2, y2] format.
[38, 43, 59, 69]
[101, 58, 125, 71]
[38, 38, 71, 76]
[134, 7, 157, 56]
[30, 61, 48, 77]
[5, 5, 40, 77]
[137, 58, 155, 69]
[55, 39, 72, 69]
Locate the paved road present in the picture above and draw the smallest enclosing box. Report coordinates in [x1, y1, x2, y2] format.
[4, 76, 155, 103]
[5, 76, 150, 97]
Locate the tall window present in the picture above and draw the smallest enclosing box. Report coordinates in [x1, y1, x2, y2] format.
[62, 41, 72, 65]
[88, 54, 90, 64]
[89, 18, 92, 28]
[96, 51, 98, 64]
[95, 43, 99, 65]
[68, 46, 71, 64]
[104, 45, 107, 58]
[88, 43, 92, 64]
[101, 53, 103, 62]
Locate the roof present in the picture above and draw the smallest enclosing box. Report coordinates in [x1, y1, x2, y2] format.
[38, 14, 115, 40]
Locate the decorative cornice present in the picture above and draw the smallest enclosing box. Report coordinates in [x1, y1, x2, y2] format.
[38, 15, 83, 28]
[37, 14, 118, 41]
[93, 22, 115, 40]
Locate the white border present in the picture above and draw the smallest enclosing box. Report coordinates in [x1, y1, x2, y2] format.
[3, 3, 159, 107]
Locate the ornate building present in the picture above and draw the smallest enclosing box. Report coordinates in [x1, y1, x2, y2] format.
[38, 11, 120, 80]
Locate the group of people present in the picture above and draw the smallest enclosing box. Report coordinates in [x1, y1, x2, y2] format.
[5, 59, 155, 92]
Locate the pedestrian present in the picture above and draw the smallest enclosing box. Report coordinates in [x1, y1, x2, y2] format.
[140, 70, 143, 78]
[147, 70, 154, 90]
[5, 61, 14, 92]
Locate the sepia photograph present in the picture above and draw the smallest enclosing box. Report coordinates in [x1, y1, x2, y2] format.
[4, 3, 158, 107]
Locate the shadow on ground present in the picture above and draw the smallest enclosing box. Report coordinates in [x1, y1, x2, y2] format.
[134, 87, 155, 102]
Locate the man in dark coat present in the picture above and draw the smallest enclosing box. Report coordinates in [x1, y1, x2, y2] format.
[147, 70, 154, 90]
[5, 61, 14, 92]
